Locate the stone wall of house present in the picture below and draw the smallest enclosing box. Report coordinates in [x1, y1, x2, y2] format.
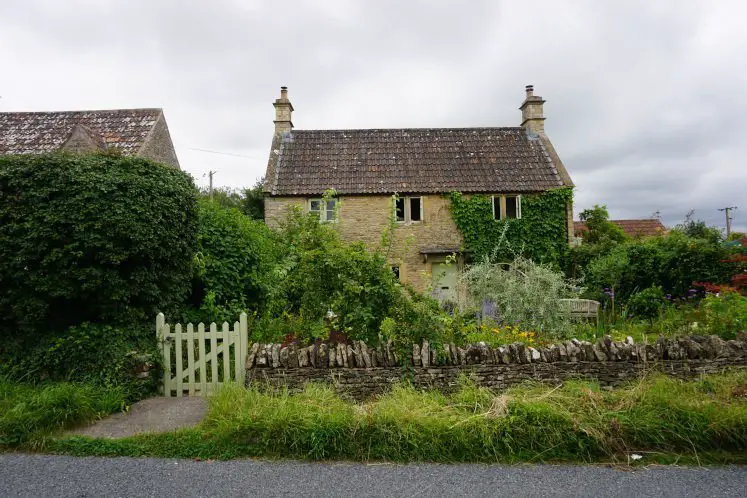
[263, 194, 463, 292]
[246, 335, 747, 400]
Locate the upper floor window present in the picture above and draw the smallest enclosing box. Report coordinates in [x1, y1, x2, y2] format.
[310, 198, 337, 222]
[492, 195, 522, 220]
[394, 196, 423, 223]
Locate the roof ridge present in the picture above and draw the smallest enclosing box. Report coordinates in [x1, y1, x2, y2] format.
[292, 126, 525, 133]
[0, 108, 163, 115]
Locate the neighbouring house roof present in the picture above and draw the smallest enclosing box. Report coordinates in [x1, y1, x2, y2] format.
[0, 108, 163, 156]
[574, 219, 668, 238]
[267, 127, 571, 196]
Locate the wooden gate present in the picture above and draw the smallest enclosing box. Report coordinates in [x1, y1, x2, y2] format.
[156, 313, 248, 397]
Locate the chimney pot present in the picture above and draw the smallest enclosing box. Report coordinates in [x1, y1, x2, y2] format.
[280, 86, 288, 99]
[525, 84, 534, 96]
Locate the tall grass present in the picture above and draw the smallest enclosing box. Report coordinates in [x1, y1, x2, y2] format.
[51, 372, 747, 463]
[0, 378, 126, 448]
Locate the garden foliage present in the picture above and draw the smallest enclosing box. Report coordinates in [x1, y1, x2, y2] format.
[186, 198, 277, 322]
[458, 255, 579, 339]
[584, 230, 735, 304]
[0, 153, 199, 342]
[449, 187, 573, 267]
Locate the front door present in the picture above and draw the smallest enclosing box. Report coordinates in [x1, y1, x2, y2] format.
[431, 263, 457, 303]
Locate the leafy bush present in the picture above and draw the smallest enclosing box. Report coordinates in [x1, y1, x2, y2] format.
[1, 323, 158, 401]
[0, 153, 199, 344]
[187, 199, 277, 320]
[262, 209, 402, 345]
[584, 231, 735, 304]
[627, 286, 667, 320]
[458, 255, 579, 339]
[694, 292, 747, 340]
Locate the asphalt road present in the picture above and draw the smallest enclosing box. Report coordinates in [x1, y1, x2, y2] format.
[1, 454, 746, 497]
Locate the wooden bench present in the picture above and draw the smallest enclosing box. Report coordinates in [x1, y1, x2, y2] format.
[559, 299, 600, 322]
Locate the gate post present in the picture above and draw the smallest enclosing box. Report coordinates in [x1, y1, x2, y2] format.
[239, 312, 248, 384]
[156, 313, 166, 395]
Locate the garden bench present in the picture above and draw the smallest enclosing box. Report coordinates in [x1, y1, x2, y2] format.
[559, 299, 600, 322]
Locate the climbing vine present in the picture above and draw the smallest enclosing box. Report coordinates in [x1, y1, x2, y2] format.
[449, 187, 573, 266]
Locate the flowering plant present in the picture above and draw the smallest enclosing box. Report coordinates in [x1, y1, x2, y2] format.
[465, 323, 541, 347]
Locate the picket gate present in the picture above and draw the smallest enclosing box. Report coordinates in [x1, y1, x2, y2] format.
[156, 313, 248, 397]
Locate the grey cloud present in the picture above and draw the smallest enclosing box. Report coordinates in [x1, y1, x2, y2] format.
[1, 0, 744, 232]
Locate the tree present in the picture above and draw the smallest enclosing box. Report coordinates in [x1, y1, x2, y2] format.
[199, 186, 243, 210]
[567, 205, 628, 279]
[578, 205, 627, 244]
[675, 210, 723, 244]
[0, 153, 199, 343]
[241, 177, 265, 220]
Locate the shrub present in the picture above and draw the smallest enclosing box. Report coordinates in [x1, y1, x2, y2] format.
[263, 209, 402, 345]
[1, 323, 159, 401]
[584, 231, 735, 304]
[694, 292, 747, 340]
[187, 199, 277, 320]
[627, 286, 667, 320]
[0, 153, 198, 344]
[458, 255, 579, 339]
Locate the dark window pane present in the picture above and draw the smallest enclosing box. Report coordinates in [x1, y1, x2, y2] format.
[391, 265, 400, 280]
[395, 198, 405, 221]
[493, 196, 501, 219]
[410, 197, 421, 221]
[326, 199, 336, 211]
[310, 200, 321, 212]
[506, 196, 518, 218]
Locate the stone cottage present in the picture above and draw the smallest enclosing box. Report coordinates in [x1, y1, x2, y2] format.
[264, 86, 574, 298]
[0, 108, 180, 168]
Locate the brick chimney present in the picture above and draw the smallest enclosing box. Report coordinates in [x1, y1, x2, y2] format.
[519, 84, 545, 135]
[273, 86, 294, 134]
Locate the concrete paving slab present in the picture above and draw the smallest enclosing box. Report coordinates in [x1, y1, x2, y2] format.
[67, 396, 208, 439]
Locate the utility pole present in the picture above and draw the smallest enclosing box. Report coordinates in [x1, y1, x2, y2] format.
[718, 206, 738, 237]
[208, 170, 216, 200]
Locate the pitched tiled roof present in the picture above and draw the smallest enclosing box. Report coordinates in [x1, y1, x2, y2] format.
[268, 127, 567, 195]
[574, 219, 668, 238]
[0, 109, 162, 156]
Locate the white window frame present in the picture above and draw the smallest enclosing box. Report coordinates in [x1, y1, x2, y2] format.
[394, 196, 423, 224]
[309, 198, 338, 223]
[491, 195, 522, 220]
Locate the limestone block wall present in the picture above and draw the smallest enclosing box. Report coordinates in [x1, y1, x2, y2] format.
[263, 194, 463, 292]
[246, 335, 747, 400]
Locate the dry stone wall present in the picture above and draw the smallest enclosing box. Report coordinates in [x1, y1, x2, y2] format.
[246, 335, 747, 400]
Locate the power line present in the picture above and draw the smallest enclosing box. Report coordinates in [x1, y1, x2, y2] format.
[187, 147, 258, 159]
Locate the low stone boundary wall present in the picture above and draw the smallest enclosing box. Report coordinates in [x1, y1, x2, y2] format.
[246, 335, 747, 399]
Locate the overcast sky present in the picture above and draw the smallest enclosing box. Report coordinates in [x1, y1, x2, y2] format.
[1, 0, 745, 231]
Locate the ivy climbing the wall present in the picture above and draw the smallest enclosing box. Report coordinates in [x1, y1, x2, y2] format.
[449, 187, 573, 266]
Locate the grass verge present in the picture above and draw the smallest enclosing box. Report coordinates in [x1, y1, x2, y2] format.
[42, 371, 747, 464]
[0, 379, 126, 449]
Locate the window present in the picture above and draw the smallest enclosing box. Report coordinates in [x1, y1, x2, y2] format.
[310, 198, 337, 222]
[492, 195, 521, 220]
[395, 198, 405, 222]
[393, 196, 423, 223]
[409, 197, 422, 222]
[390, 265, 400, 281]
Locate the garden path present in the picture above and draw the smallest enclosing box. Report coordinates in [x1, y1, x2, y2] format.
[66, 397, 207, 439]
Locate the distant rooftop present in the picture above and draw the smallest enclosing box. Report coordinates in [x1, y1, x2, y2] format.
[574, 219, 668, 238]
